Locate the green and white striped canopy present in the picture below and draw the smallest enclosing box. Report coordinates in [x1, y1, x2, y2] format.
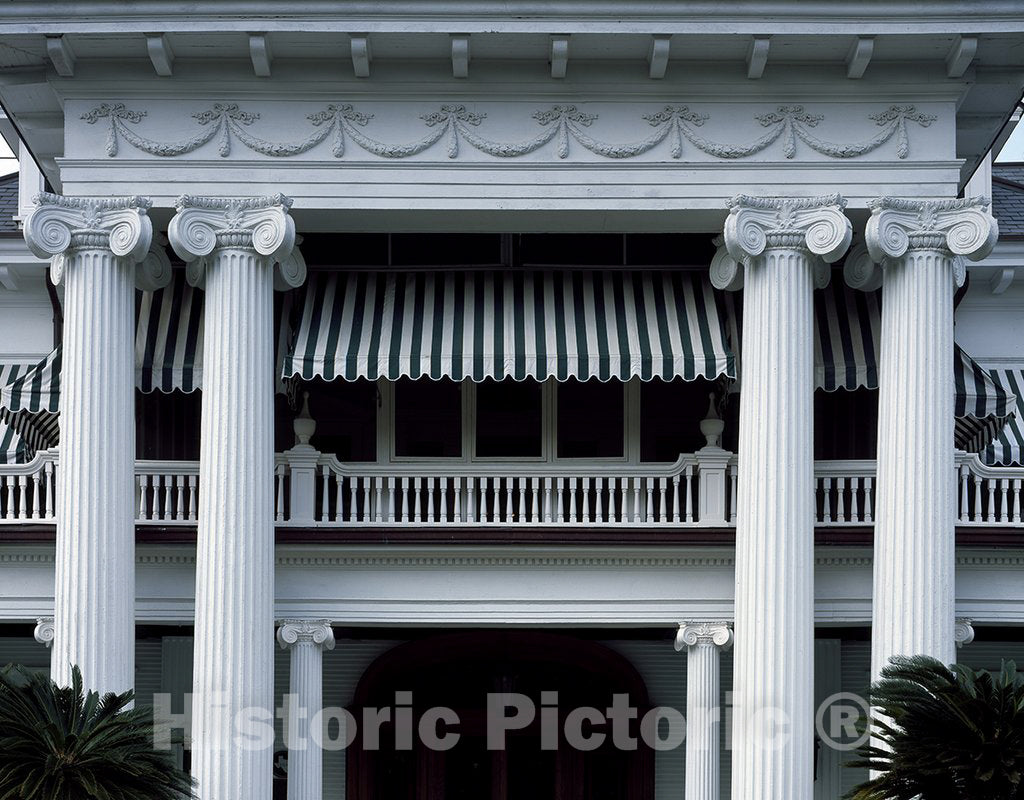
[980, 368, 1024, 465]
[283, 270, 736, 383]
[0, 359, 61, 463]
[728, 283, 1014, 452]
[136, 273, 204, 394]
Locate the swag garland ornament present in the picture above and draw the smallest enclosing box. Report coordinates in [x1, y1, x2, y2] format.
[83, 101, 935, 161]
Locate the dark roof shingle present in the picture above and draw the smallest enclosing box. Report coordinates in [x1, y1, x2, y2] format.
[0, 172, 18, 235]
[992, 165, 1024, 239]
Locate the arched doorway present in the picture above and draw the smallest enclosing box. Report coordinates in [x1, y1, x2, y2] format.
[347, 631, 655, 800]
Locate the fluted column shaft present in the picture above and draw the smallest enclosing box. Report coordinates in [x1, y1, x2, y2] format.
[718, 195, 851, 800]
[22, 194, 157, 694]
[169, 195, 300, 800]
[277, 620, 335, 800]
[873, 250, 954, 671]
[195, 247, 275, 799]
[677, 622, 732, 800]
[863, 197, 998, 677]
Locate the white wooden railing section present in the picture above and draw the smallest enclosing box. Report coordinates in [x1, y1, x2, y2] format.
[0, 449, 1021, 529]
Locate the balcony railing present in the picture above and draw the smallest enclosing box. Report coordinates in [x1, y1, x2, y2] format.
[0, 449, 1020, 529]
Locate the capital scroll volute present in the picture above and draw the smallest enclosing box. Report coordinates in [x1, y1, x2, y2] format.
[23, 193, 154, 284]
[865, 196, 998, 264]
[276, 619, 336, 651]
[168, 194, 297, 289]
[674, 621, 733, 651]
[723, 194, 852, 265]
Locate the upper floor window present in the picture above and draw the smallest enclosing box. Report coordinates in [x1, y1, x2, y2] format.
[394, 378, 462, 458]
[556, 379, 624, 459]
[475, 379, 543, 458]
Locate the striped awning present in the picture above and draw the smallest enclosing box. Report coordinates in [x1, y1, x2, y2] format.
[980, 368, 1024, 465]
[136, 272, 204, 394]
[283, 270, 736, 383]
[0, 358, 61, 463]
[814, 283, 880, 392]
[727, 282, 1013, 451]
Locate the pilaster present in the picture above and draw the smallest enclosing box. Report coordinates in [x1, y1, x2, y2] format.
[676, 621, 733, 800]
[277, 619, 335, 800]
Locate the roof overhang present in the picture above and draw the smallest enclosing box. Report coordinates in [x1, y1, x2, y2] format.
[0, 2, 1021, 217]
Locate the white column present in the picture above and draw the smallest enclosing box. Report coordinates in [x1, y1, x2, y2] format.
[169, 195, 304, 800]
[23, 194, 164, 693]
[277, 619, 335, 800]
[716, 195, 851, 800]
[859, 197, 997, 677]
[676, 621, 733, 800]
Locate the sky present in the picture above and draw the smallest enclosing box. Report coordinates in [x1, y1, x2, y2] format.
[0, 137, 14, 176]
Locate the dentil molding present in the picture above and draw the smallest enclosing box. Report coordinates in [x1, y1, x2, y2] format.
[81, 101, 936, 163]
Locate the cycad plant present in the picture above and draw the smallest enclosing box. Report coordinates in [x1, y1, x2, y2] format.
[847, 654, 1024, 800]
[0, 665, 194, 800]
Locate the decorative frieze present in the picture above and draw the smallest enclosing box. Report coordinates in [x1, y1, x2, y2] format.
[82, 101, 935, 162]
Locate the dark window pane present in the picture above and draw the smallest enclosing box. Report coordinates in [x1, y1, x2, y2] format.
[476, 380, 542, 457]
[557, 380, 623, 458]
[394, 378, 462, 458]
[136, 390, 201, 460]
[299, 379, 378, 462]
[389, 233, 501, 266]
[814, 388, 878, 460]
[518, 233, 624, 266]
[640, 379, 716, 461]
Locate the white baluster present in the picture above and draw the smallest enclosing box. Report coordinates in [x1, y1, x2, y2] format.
[595, 477, 603, 523]
[729, 464, 738, 523]
[335, 472, 344, 523]
[1014, 479, 1023, 525]
[685, 465, 694, 524]
[385, 477, 395, 523]
[188, 474, 197, 521]
[958, 464, 970, 523]
[163, 475, 173, 522]
[836, 477, 846, 522]
[658, 477, 667, 524]
[672, 475, 681, 524]
[454, 476, 463, 522]
[518, 479, 527, 524]
[30, 472, 41, 520]
[581, 478, 591, 523]
[2, 476, 10, 520]
[401, 476, 411, 523]
[987, 479, 997, 524]
[631, 479, 640, 524]
[864, 476, 874, 523]
[505, 479, 514, 525]
[44, 461, 55, 519]
[467, 477, 476, 523]
[440, 478, 449, 523]
[822, 477, 832, 523]
[850, 477, 860, 522]
[531, 478, 540, 523]
[15, 475, 25, 519]
[569, 479, 578, 524]
[480, 477, 489, 523]
[608, 477, 617, 522]
[645, 479, 654, 523]
[142, 474, 152, 520]
[174, 475, 184, 522]
[1001, 479, 1010, 524]
[362, 477, 371, 524]
[974, 474, 983, 524]
[556, 478, 565, 523]
[428, 477, 436, 523]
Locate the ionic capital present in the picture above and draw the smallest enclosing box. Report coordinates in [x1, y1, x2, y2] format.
[168, 194, 303, 290]
[675, 621, 734, 651]
[34, 616, 54, 648]
[276, 619, 336, 650]
[23, 193, 154, 285]
[723, 194, 852, 269]
[865, 196, 998, 264]
[954, 618, 975, 649]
